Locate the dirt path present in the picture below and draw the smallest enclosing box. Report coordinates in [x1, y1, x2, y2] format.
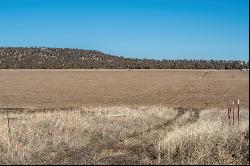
[50, 107, 202, 165]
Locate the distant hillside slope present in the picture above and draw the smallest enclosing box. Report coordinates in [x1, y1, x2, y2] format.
[0, 47, 248, 69]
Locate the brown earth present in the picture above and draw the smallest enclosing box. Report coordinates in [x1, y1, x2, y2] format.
[0, 69, 248, 109]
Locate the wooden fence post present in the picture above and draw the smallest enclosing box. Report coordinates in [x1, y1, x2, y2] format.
[225, 99, 240, 127]
[237, 99, 240, 125]
[229, 101, 233, 126]
[232, 100, 235, 126]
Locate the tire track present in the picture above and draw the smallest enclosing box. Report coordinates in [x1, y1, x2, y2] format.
[95, 107, 202, 164]
[115, 107, 202, 164]
[125, 107, 186, 139]
[184, 108, 201, 125]
[45, 107, 202, 165]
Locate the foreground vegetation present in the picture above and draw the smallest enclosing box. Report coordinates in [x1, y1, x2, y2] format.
[0, 106, 248, 165]
[0, 47, 249, 69]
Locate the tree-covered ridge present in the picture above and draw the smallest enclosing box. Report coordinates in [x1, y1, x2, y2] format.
[0, 47, 248, 69]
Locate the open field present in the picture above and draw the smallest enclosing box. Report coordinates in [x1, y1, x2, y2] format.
[0, 69, 249, 164]
[0, 69, 249, 109]
[0, 106, 248, 165]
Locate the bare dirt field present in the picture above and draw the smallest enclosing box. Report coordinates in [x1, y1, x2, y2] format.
[0, 69, 249, 109]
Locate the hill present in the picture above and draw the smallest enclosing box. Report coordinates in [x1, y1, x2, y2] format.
[0, 47, 248, 69]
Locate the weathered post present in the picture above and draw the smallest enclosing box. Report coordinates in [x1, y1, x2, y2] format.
[229, 101, 233, 126]
[226, 107, 230, 126]
[237, 99, 240, 125]
[232, 100, 235, 126]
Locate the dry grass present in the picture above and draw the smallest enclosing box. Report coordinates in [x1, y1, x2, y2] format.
[0, 106, 248, 165]
[158, 108, 249, 165]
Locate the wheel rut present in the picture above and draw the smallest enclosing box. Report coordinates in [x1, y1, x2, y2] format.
[46, 107, 202, 165]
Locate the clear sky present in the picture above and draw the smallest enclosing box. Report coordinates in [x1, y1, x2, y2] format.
[0, 0, 249, 60]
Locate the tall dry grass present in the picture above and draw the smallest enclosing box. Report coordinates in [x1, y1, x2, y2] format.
[157, 108, 249, 165]
[0, 106, 248, 165]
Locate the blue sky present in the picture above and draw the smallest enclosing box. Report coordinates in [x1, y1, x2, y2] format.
[0, 0, 249, 60]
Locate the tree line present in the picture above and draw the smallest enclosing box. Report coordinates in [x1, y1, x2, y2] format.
[0, 47, 248, 69]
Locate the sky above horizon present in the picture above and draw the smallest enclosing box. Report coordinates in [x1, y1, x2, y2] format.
[0, 0, 249, 61]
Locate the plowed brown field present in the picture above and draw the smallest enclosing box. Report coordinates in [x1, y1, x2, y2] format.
[0, 69, 248, 109]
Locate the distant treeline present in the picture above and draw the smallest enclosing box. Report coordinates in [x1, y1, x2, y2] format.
[0, 47, 249, 69]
